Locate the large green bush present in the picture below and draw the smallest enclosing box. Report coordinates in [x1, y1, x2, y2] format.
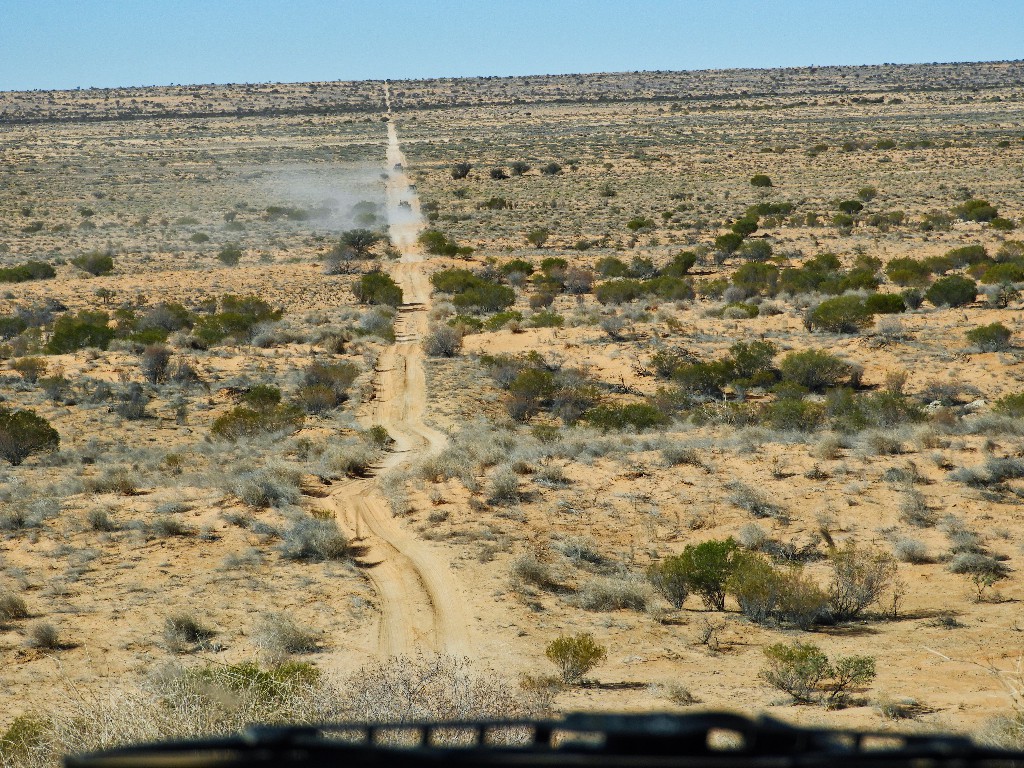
[0, 407, 60, 465]
[925, 275, 977, 307]
[809, 296, 873, 333]
[71, 251, 115, 276]
[192, 295, 282, 346]
[885, 258, 930, 287]
[0, 261, 55, 283]
[652, 538, 741, 610]
[966, 322, 1012, 352]
[581, 402, 667, 432]
[46, 311, 115, 353]
[779, 350, 852, 392]
[760, 642, 876, 705]
[353, 271, 403, 307]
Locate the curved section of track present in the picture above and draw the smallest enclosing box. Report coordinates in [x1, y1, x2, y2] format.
[321, 88, 470, 657]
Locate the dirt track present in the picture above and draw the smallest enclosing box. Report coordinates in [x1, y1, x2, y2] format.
[322, 89, 472, 657]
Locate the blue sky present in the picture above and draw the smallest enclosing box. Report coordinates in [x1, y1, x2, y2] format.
[1, 0, 1022, 91]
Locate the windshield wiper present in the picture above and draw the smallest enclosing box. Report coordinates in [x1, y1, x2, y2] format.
[65, 711, 1024, 768]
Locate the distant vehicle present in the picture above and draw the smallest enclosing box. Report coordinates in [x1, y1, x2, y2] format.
[399, 200, 411, 209]
[394, 163, 403, 171]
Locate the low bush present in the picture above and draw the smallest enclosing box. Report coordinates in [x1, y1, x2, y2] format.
[760, 642, 876, 705]
[423, 324, 463, 357]
[925, 275, 977, 307]
[729, 555, 828, 629]
[211, 403, 304, 440]
[163, 613, 216, 653]
[809, 296, 873, 333]
[574, 577, 651, 611]
[70, 251, 114, 276]
[863, 293, 905, 314]
[46, 311, 114, 353]
[650, 539, 740, 611]
[581, 402, 668, 432]
[279, 517, 350, 562]
[192, 295, 282, 346]
[0, 260, 55, 283]
[966, 323, 1012, 352]
[545, 633, 607, 684]
[0, 407, 60, 465]
[354, 271, 403, 307]
[779, 350, 852, 392]
[253, 612, 319, 660]
[750, 174, 773, 187]
[826, 543, 896, 621]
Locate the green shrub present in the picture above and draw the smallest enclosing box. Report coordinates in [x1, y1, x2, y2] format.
[526, 228, 551, 247]
[0, 407, 59, 465]
[750, 174, 773, 187]
[732, 262, 779, 297]
[545, 633, 607, 684]
[826, 542, 896, 622]
[595, 279, 646, 305]
[216, 244, 243, 266]
[46, 311, 114, 353]
[946, 245, 988, 267]
[838, 200, 864, 214]
[966, 322, 1012, 352]
[647, 559, 690, 609]
[979, 262, 1024, 284]
[885, 258, 931, 286]
[954, 199, 998, 222]
[0, 261, 55, 283]
[729, 555, 828, 629]
[500, 258, 535, 276]
[761, 642, 876, 705]
[765, 397, 825, 432]
[594, 256, 630, 277]
[925, 275, 977, 307]
[452, 282, 515, 312]
[354, 271, 403, 307]
[656, 539, 740, 610]
[993, 393, 1024, 417]
[738, 239, 773, 261]
[779, 350, 851, 392]
[530, 311, 564, 328]
[211, 404, 304, 440]
[863, 293, 905, 314]
[661, 251, 697, 277]
[582, 402, 668, 431]
[809, 296, 872, 333]
[484, 310, 523, 331]
[192, 295, 282, 345]
[71, 251, 114, 276]
[626, 216, 654, 232]
[731, 216, 758, 237]
[991, 217, 1016, 232]
[714, 232, 744, 253]
[418, 229, 470, 256]
[0, 315, 28, 340]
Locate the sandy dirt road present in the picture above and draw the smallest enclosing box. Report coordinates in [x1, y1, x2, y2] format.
[321, 87, 471, 657]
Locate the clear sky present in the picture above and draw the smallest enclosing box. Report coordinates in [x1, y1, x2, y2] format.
[1, 0, 1022, 91]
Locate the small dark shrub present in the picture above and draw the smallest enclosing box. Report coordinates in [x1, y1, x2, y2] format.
[70, 251, 114, 276]
[353, 272, 403, 307]
[0, 407, 60, 465]
[966, 322, 1012, 352]
[750, 174, 773, 187]
[779, 350, 852, 392]
[809, 296, 872, 333]
[925, 275, 977, 307]
[581, 402, 668, 432]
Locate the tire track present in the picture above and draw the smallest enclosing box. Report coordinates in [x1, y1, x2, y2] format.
[321, 87, 470, 656]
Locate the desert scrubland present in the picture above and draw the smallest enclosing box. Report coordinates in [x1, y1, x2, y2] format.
[1, 62, 1024, 762]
